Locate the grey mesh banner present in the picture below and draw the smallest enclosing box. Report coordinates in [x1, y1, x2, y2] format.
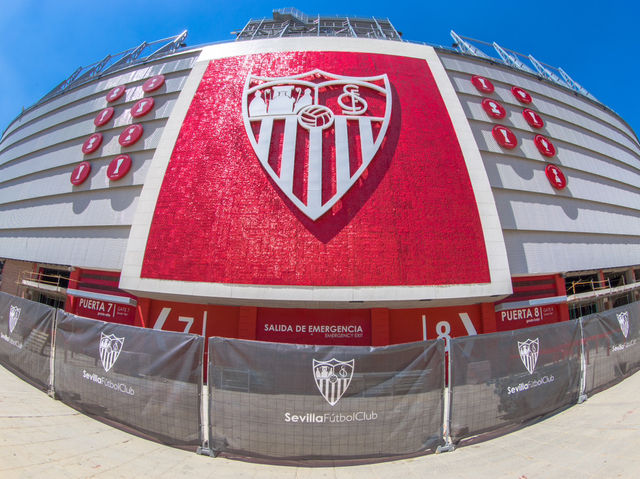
[581, 301, 640, 395]
[208, 338, 444, 463]
[54, 312, 204, 448]
[0, 292, 55, 391]
[449, 320, 582, 443]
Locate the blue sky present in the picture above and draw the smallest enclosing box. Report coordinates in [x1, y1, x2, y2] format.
[1, 0, 638, 138]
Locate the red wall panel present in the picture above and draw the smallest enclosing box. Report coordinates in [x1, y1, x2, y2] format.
[141, 51, 489, 288]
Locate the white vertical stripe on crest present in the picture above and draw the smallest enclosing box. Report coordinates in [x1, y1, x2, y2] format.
[334, 116, 351, 192]
[307, 128, 323, 213]
[280, 117, 297, 193]
[330, 380, 336, 405]
[358, 117, 375, 162]
[521, 350, 536, 374]
[255, 118, 274, 162]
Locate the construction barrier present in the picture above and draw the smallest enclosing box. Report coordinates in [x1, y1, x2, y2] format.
[448, 320, 582, 443]
[207, 337, 445, 462]
[0, 292, 55, 391]
[54, 312, 204, 448]
[1, 291, 639, 462]
[580, 302, 640, 395]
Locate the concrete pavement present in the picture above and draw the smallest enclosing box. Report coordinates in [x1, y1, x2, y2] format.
[1, 364, 638, 478]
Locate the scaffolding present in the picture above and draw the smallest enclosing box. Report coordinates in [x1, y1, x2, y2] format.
[3, 30, 188, 135]
[233, 8, 402, 41]
[450, 30, 598, 102]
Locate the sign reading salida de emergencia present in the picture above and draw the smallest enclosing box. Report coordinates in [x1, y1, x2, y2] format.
[257, 312, 370, 345]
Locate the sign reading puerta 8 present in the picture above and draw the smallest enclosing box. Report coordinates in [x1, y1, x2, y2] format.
[140, 47, 493, 292]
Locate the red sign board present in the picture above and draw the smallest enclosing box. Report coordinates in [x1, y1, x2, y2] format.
[76, 297, 136, 325]
[471, 75, 494, 93]
[523, 108, 544, 128]
[546, 164, 567, 189]
[94, 107, 115, 127]
[70, 161, 91, 185]
[492, 125, 518, 149]
[256, 309, 371, 345]
[511, 86, 532, 104]
[107, 85, 126, 103]
[131, 97, 155, 118]
[535, 134, 556, 157]
[143, 75, 165, 93]
[119, 124, 144, 147]
[82, 133, 103, 154]
[107, 154, 132, 181]
[482, 98, 506, 119]
[496, 304, 559, 331]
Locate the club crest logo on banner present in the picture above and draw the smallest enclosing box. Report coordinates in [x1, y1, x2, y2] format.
[8, 305, 21, 334]
[99, 332, 125, 373]
[243, 69, 392, 220]
[313, 358, 355, 406]
[518, 338, 539, 374]
[617, 311, 630, 339]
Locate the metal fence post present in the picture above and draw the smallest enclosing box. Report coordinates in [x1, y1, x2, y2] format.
[577, 318, 588, 403]
[197, 336, 214, 457]
[436, 338, 455, 453]
[47, 309, 59, 398]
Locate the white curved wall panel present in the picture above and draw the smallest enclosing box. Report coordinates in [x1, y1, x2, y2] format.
[439, 51, 640, 275]
[0, 51, 199, 270]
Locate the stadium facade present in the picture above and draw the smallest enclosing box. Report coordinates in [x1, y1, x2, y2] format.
[1, 9, 639, 347]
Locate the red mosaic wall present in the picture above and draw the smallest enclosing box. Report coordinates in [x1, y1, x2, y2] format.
[141, 51, 489, 286]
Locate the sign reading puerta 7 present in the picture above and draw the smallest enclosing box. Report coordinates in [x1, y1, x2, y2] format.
[125, 41, 509, 304]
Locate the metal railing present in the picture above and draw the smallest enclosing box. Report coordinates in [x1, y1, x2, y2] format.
[450, 30, 598, 103]
[18, 270, 69, 296]
[2, 31, 188, 136]
[567, 278, 612, 296]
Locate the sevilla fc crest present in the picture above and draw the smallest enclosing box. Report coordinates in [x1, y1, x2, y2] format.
[8, 305, 21, 334]
[243, 69, 392, 220]
[313, 358, 354, 406]
[99, 332, 125, 373]
[617, 311, 630, 339]
[518, 338, 539, 375]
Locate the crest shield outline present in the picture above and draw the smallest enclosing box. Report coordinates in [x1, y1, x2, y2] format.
[617, 311, 630, 339]
[242, 69, 392, 221]
[99, 332, 125, 373]
[313, 358, 354, 406]
[518, 338, 539, 375]
[8, 305, 21, 334]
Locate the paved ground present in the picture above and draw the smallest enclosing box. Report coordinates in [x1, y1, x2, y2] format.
[1, 365, 638, 479]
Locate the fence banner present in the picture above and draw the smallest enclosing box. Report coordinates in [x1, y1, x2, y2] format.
[208, 338, 444, 463]
[581, 301, 640, 395]
[0, 292, 55, 391]
[54, 312, 204, 448]
[449, 320, 582, 443]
